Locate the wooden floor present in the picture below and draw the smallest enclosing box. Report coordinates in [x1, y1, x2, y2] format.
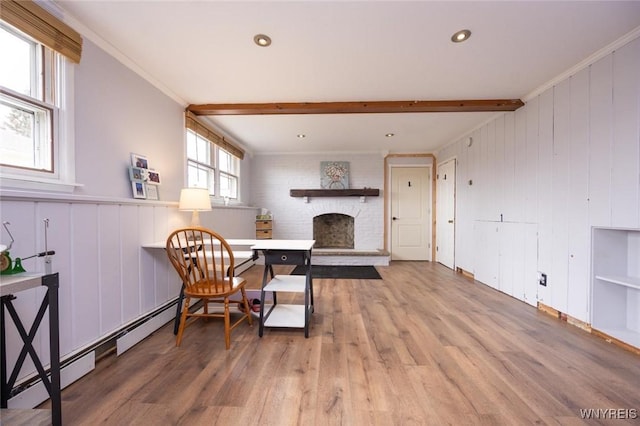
[44, 262, 640, 425]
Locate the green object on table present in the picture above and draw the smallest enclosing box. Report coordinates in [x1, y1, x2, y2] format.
[0, 252, 27, 275]
[12, 257, 26, 273]
[1, 251, 13, 275]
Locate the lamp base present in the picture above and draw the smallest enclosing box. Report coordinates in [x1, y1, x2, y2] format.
[190, 210, 202, 228]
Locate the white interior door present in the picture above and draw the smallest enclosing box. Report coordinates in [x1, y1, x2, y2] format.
[390, 166, 431, 260]
[436, 159, 456, 269]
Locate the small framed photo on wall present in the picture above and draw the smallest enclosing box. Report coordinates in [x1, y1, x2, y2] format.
[145, 184, 159, 200]
[132, 181, 147, 199]
[129, 166, 147, 182]
[131, 153, 149, 169]
[146, 170, 161, 185]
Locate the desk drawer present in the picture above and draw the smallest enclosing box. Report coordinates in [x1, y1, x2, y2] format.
[263, 250, 306, 265]
[256, 229, 272, 239]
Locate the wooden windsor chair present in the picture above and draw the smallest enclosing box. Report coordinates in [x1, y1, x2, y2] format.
[166, 227, 252, 349]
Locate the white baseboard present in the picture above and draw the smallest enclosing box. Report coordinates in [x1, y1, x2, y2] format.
[235, 259, 255, 275]
[116, 307, 175, 355]
[7, 352, 95, 409]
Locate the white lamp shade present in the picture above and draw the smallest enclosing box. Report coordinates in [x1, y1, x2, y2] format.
[179, 188, 212, 211]
[179, 188, 211, 228]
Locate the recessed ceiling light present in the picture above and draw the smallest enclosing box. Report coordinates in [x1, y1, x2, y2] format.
[297, 134, 306, 138]
[254, 34, 272, 47]
[451, 29, 471, 43]
[385, 133, 395, 138]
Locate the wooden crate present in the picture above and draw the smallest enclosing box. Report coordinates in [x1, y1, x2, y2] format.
[256, 220, 272, 230]
[256, 229, 272, 239]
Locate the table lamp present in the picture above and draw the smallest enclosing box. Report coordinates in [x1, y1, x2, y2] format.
[179, 188, 211, 227]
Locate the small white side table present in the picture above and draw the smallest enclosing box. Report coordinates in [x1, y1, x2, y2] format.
[252, 240, 315, 338]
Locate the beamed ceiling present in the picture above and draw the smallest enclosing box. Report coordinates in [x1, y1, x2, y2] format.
[55, 1, 640, 155]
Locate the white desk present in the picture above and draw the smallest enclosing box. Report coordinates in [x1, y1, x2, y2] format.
[142, 240, 256, 272]
[141, 239, 260, 250]
[253, 240, 315, 338]
[1, 272, 61, 426]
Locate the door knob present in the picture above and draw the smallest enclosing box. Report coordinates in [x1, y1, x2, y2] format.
[448, 219, 454, 223]
[392, 217, 398, 221]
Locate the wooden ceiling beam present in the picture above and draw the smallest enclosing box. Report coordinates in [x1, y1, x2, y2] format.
[187, 99, 524, 116]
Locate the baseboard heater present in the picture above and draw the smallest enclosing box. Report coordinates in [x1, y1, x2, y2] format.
[7, 297, 180, 409]
[7, 258, 256, 409]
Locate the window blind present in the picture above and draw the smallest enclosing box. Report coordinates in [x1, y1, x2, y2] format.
[1, 0, 82, 63]
[185, 111, 245, 160]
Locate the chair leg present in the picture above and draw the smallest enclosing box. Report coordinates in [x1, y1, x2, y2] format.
[224, 298, 231, 349]
[241, 288, 253, 325]
[176, 296, 190, 347]
[173, 284, 185, 335]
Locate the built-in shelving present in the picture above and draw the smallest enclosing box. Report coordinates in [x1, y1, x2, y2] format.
[595, 275, 640, 290]
[591, 227, 640, 351]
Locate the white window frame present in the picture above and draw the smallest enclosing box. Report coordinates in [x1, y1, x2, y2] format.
[186, 128, 216, 195]
[186, 128, 240, 201]
[0, 23, 77, 193]
[217, 147, 239, 200]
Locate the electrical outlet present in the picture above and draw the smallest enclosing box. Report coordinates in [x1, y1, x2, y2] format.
[539, 272, 547, 287]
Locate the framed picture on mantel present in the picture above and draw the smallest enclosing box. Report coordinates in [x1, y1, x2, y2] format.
[320, 161, 349, 189]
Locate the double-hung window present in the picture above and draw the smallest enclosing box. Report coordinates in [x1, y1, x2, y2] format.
[0, 1, 82, 191]
[186, 129, 215, 193]
[1, 25, 55, 174]
[185, 112, 243, 200]
[218, 148, 239, 199]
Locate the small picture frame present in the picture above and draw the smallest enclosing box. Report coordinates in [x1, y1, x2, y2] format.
[145, 184, 159, 200]
[132, 181, 146, 199]
[131, 153, 149, 169]
[129, 166, 147, 182]
[320, 161, 350, 189]
[146, 170, 161, 185]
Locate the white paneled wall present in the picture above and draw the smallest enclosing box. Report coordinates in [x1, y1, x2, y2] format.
[437, 36, 640, 322]
[612, 39, 640, 227]
[0, 193, 258, 386]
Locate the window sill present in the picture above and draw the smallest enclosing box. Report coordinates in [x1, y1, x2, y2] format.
[212, 201, 259, 210]
[0, 176, 84, 194]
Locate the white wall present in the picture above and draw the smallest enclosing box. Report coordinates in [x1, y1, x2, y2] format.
[437, 36, 640, 322]
[0, 40, 258, 388]
[74, 40, 185, 199]
[251, 153, 385, 250]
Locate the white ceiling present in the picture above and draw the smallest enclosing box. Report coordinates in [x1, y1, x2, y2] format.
[54, 1, 640, 155]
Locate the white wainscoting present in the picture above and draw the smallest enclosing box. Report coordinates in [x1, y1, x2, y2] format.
[437, 36, 640, 322]
[0, 191, 259, 406]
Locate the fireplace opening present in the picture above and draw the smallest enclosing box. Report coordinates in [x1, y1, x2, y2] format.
[313, 213, 354, 249]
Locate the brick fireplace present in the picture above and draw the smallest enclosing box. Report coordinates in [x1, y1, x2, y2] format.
[306, 201, 388, 265]
[250, 153, 387, 264]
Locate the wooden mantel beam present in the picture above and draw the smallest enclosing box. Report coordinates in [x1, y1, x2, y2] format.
[187, 99, 524, 116]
